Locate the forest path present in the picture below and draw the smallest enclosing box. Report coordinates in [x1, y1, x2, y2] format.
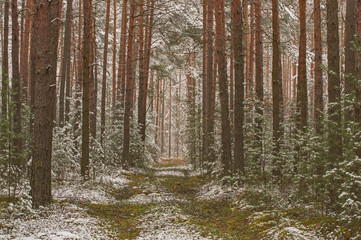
[84, 158, 218, 239]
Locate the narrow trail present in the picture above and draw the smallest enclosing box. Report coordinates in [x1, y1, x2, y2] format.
[115, 159, 214, 239]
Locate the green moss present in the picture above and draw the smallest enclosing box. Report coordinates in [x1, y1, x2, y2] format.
[82, 202, 155, 239]
[178, 200, 262, 239]
[161, 175, 210, 199]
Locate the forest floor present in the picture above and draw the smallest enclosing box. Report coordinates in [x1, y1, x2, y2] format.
[0, 159, 358, 239]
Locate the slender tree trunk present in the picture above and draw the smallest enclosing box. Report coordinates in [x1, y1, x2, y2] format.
[356, 0, 361, 158]
[139, 0, 155, 141]
[101, 0, 111, 145]
[122, 0, 136, 168]
[89, 9, 97, 140]
[202, 0, 207, 168]
[112, 0, 117, 109]
[327, 0, 342, 208]
[314, 0, 323, 134]
[30, 0, 60, 208]
[81, 0, 91, 179]
[203, 0, 215, 168]
[1, 0, 9, 122]
[215, 0, 231, 175]
[138, 0, 146, 141]
[20, 0, 32, 102]
[59, 0, 73, 128]
[11, 0, 23, 167]
[168, 78, 172, 158]
[255, 0, 263, 168]
[233, 0, 244, 174]
[345, 0, 356, 122]
[297, 0, 308, 131]
[74, 0, 82, 147]
[118, 0, 128, 107]
[161, 78, 165, 156]
[272, 0, 284, 178]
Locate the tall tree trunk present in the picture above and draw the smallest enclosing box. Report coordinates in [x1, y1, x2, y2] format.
[89, 8, 97, 140]
[327, 0, 342, 208]
[112, 0, 117, 109]
[118, 0, 128, 107]
[356, 0, 361, 158]
[30, 0, 60, 208]
[1, 0, 9, 123]
[233, 0, 244, 174]
[122, 0, 136, 168]
[101, 0, 111, 145]
[74, 0, 83, 147]
[297, 0, 308, 130]
[345, 0, 356, 122]
[168, 78, 172, 158]
[215, 0, 232, 175]
[11, 0, 23, 167]
[272, 0, 284, 178]
[202, 0, 207, 169]
[59, 0, 73, 128]
[137, 0, 146, 141]
[20, 0, 32, 102]
[203, 0, 215, 168]
[255, 0, 263, 168]
[81, 0, 91, 179]
[314, 0, 323, 134]
[139, 0, 155, 141]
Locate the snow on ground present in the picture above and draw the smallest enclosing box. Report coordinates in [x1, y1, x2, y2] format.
[136, 205, 215, 240]
[126, 192, 180, 204]
[53, 181, 115, 204]
[248, 211, 323, 239]
[0, 202, 111, 240]
[53, 172, 129, 204]
[196, 181, 243, 201]
[151, 164, 193, 172]
[154, 170, 185, 177]
[264, 224, 323, 240]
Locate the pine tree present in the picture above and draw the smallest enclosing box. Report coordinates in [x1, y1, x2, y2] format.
[30, 0, 61, 208]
